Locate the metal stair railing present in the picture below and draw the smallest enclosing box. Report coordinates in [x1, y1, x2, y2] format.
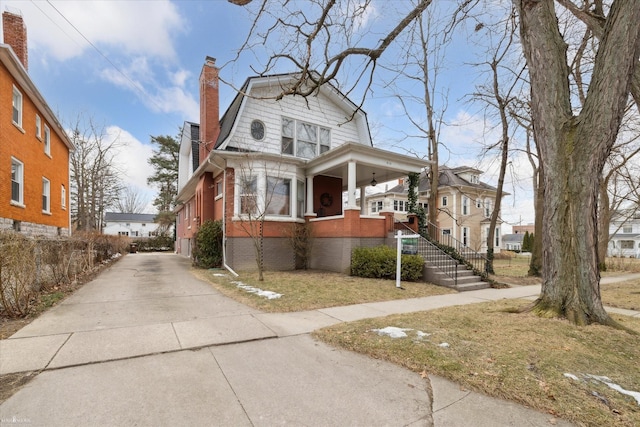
[397, 225, 458, 286]
[424, 220, 489, 278]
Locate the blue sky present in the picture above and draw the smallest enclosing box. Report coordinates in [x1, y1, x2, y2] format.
[1, 0, 535, 229]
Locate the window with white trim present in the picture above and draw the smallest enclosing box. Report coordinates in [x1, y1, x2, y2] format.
[495, 227, 500, 247]
[441, 196, 448, 207]
[621, 240, 634, 249]
[42, 177, 51, 213]
[622, 225, 633, 233]
[281, 117, 330, 159]
[12, 86, 23, 128]
[484, 198, 492, 218]
[462, 227, 469, 246]
[36, 115, 42, 139]
[393, 200, 407, 212]
[371, 200, 383, 213]
[11, 158, 24, 205]
[61, 185, 66, 209]
[44, 125, 51, 155]
[266, 176, 291, 216]
[462, 196, 469, 215]
[239, 175, 258, 215]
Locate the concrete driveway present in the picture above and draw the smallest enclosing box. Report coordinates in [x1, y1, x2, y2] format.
[0, 253, 432, 426]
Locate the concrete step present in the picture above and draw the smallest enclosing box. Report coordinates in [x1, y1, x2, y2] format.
[455, 281, 490, 291]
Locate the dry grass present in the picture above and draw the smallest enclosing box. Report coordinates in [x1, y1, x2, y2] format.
[193, 268, 455, 312]
[313, 299, 640, 427]
[602, 279, 640, 311]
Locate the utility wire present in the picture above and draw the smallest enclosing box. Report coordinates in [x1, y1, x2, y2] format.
[35, 0, 167, 113]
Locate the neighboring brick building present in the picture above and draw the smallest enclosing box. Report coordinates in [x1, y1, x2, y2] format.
[175, 57, 428, 272]
[1, 11, 73, 236]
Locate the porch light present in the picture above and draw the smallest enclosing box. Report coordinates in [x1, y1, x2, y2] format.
[371, 173, 377, 187]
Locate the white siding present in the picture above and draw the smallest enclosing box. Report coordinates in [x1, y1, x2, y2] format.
[225, 84, 363, 154]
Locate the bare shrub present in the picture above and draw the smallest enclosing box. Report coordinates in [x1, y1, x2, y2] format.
[0, 232, 37, 317]
[1, 231, 128, 318]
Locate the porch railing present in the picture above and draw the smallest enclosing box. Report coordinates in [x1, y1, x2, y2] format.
[397, 226, 459, 286]
[424, 220, 489, 279]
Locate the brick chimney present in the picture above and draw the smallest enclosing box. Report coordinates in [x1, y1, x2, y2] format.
[199, 56, 220, 164]
[3, 11, 28, 71]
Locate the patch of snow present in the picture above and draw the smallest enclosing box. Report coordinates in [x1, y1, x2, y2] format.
[586, 374, 640, 406]
[231, 281, 283, 299]
[438, 342, 450, 348]
[372, 327, 413, 338]
[416, 330, 431, 338]
[563, 373, 579, 381]
[212, 273, 228, 277]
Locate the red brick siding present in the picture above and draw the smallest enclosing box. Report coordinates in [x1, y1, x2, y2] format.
[1, 64, 70, 229]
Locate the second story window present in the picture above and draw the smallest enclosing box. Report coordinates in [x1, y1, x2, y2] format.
[623, 225, 633, 233]
[61, 185, 66, 209]
[281, 117, 330, 159]
[12, 86, 23, 128]
[462, 196, 469, 215]
[36, 115, 42, 139]
[484, 198, 492, 218]
[44, 125, 51, 156]
[371, 200, 383, 213]
[441, 196, 448, 207]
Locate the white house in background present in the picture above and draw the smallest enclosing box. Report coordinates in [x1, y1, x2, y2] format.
[103, 212, 170, 237]
[607, 210, 640, 258]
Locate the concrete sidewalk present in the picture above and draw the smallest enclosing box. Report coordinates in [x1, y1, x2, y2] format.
[3, 254, 637, 426]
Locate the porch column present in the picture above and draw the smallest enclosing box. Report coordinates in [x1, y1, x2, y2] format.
[305, 175, 315, 215]
[360, 185, 367, 214]
[347, 161, 357, 209]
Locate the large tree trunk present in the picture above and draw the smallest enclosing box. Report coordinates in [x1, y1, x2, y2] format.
[516, 0, 640, 325]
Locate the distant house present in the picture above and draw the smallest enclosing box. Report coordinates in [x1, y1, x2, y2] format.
[1, 12, 73, 237]
[607, 210, 640, 258]
[365, 167, 505, 254]
[103, 212, 170, 238]
[502, 234, 524, 252]
[175, 57, 428, 272]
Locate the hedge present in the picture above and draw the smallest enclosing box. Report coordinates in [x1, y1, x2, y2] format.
[351, 245, 424, 281]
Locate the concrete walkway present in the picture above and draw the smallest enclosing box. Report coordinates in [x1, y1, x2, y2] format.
[1, 254, 638, 426]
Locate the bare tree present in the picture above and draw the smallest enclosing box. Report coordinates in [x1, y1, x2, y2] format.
[112, 186, 148, 214]
[469, 4, 524, 273]
[516, 0, 640, 326]
[69, 115, 123, 232]
[381, 6, 450, 238]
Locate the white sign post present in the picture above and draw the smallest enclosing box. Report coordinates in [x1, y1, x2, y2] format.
[395, 230, 420, 289]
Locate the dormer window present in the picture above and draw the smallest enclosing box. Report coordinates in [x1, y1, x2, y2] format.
[470, 175, 479, 184]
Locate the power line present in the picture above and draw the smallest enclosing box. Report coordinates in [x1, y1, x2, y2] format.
[34, 0, 167, 113]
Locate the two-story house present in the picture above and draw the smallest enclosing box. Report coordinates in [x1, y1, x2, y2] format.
[607, 209, 640, 258]
[366, 167, 504, 253]
[1, 12, 73, 237]
[175, 57, 428, 273]
[103, 212, 172, 238]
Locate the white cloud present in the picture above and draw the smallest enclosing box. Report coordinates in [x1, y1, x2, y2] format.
[9, 0, 185, 61]
[99, 58, 199, 119]
[106, 126, 157, 213]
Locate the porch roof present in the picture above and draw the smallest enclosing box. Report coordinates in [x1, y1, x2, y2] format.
[306, 142, 430, 189]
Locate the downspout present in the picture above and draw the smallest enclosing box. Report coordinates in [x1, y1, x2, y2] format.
[208, 157, 239, 277]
